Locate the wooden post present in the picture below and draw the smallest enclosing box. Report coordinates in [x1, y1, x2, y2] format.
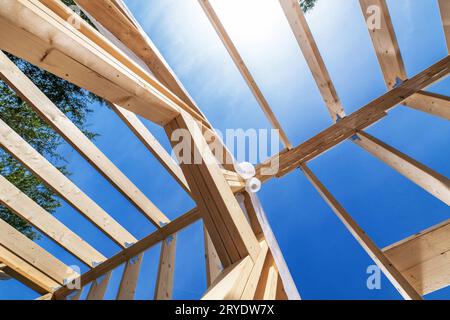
[300, 164, 423, 300]
[154, 236, 177, 300]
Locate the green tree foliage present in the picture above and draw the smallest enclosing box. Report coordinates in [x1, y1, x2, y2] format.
[0, 0, 103, 239]
[300, 0, 318, 12]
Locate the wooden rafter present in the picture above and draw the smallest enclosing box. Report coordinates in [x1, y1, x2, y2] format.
[383, 219, 450, 295]
[0, 51, 170, 227]
[255, 55, 450, 184]
[0, 218, 79, 287]
[360, 0, 450, 120]
[300, 165, 423, 300]
[0, 175, 106, 267]
[198, 0, 292, 149]
[278, 0, 346, 121]
[0, 118, 137, 249]
[353, 131, 450, 205]
[438, 0, 450, 51]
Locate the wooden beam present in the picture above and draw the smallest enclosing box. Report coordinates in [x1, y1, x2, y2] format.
[0, 175, 106, 267]
[404, 91, 450, 121]
[439, 0, 450, 51]
[246, 193, 300, 300]
[278, 0, 345, 121]
[360, 0, 448, 119]
[255, 56, 450, 184]
[198, 0, 292, 149]
[154, 236, 177, 300]
[300, 164, 423, 300]
[0, 118, 137, 248]
[0, 246, 59, 294]
[202, 256, 254, 300]
[116, 254, 143, 300]
[241, 241, 269, 300]
[36, 293, 54, 300]
[263, 266, 278, 301]
[111, 104, 190, 195]
[73, 0, 209, 124]
[204, 226, 223, 288]
[0, 263, 11, 281]
[383, 219, 450, 295]
[54, 207, 201, 299]
[353, 131, 450, 205]
[0, 218, 79, 286]
[0, 51, 169, 227]
[165, 111, 260, 267]
[86, 272, 112, 300]
[0, 0, 180, 125]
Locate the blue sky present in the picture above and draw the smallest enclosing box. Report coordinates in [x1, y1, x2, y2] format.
[1, 0, 449, 300]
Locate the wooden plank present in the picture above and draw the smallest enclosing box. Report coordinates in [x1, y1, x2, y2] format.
[116, 254, 143, 300]
[111, 104, 190, 195]
[255, 56, 450, 184]
[154, 236, 177, 300]
[0, 0, 179, 125]
[246, 193, 301, 300]
[0, 246, 59, 294]
[204, 226, 223, 288]
[54, 207, 201, 299]
[0, 51, 169, 227]
[278, 0, 345, 121]
[202, 256, 254, 300]
[241, 241, 269, 300]
[383, 219, 450, 295]
[254, 252, 274, 300]
[166, 112, 260, 266]
[359, 0, 448, 119]
[198, 0, 292, 149]
[404, 91, 450, 121]
[0, 218, 79, 286]
[0, 175, 106, 267]
[354, 131, 450, 205]
[0, 118, 137, 248]
[263, 266, 278, 300]
[86, 272, 112, 300]
[74, 0, 209, 124]
[301, 164, 423, 300]
[36, 293, 54, 300]
[439, 0, 450, 51]
[360, 0, 407, 89]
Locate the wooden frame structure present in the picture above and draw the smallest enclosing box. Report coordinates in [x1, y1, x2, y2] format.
[0, 0, 448, 300]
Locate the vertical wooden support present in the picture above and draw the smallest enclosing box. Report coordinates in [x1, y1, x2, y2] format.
[154, 236, 177, 300]
[353, 131, 450, 205]
[204, 226, 223, 288]
[86, 272, 112, 300]
[198, 0, 292, 149]
[116, 254, 144, 300]
[241, 241, 269, 300]
[300, 164, 423, 300]
[165, 111, 260, 267]
[278, 0, 346, 121]
[439, 0, 450, 51]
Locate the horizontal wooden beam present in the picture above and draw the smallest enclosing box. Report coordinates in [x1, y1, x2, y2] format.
[383, 219, 450, 295]
[278, 0, 345, 121]
[0, 51, 170, 227]
[0, 0, 180, 125]
[354, 131, 450, 205]
[0, 218, 79, 286]
[0, 118, 137, 248]
[255, 56, 450, 183]
[198, 0, 292, 149]
[0, 175, 106, 267]
[301, 165, 423, 300]
[53, 207, 201, 299]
